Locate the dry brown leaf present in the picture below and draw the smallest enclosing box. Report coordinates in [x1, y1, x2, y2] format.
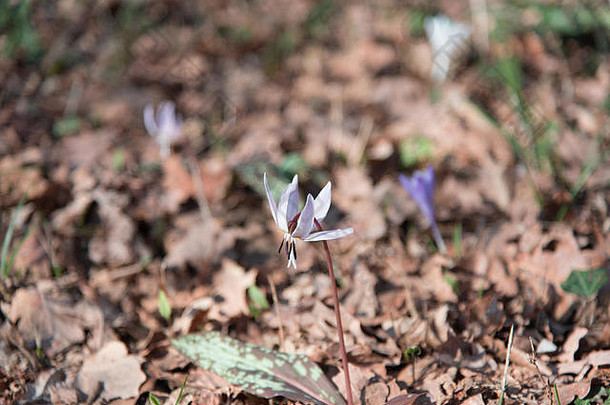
[161, 155, 195, 212]
[212, 259, 257, 319]
[559, 350, 610, 375]
[88, 189, 136, 266]
[460, 393, 485, 405]
[77, 341, 145, 401]
[51, 193, 94, 235]
[5, 285, 103, 356]
[557, 380, 592, 405]
[332, 363, 374, 405]
[558, 327, 588, 363]
[163, 215, 230, 269]
[334, 167, 386, 241]
[421, 367, 457, 405]
[58, 130, 116, 168]
[421, 256, 458, 303]
[343, 262, 378, 319]
[0, 149, 48, 207]
[199, 155, 233, 204]
[364, 381, 389, 405]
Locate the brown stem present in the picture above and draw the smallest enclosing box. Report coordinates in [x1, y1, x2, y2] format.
[314, 219, 353, 405]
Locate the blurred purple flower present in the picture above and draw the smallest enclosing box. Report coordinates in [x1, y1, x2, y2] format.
[264, 173, 354, 269]
[399, 167, 447, 254]
[143, 101, 182, 158]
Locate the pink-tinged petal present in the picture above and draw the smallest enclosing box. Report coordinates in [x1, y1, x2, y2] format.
[277, 175, 298, 231]
[302, 227, 354, 242]
[263, 173, 280, 227]
[143, 104, 158, 136]
[293, 194, 315, 238]
[285, 175, 300, 222]
[313, 182, 331, 221]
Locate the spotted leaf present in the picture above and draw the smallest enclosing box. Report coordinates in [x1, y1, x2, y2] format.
[172, 332, 346, 405]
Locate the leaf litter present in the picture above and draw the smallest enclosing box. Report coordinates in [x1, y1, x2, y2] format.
[1, 0, 610, 404]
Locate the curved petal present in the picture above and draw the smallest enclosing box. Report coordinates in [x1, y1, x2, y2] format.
[159, 101, 175, 133]
[419, 167, 435, 202]
[302, 228, 354, 242]
[172, 113, 183, 138]
[293, 194, 315, 238]
[143, 104, 158, 136]
[277, 175, 298, 231]
[313, 182, 332, 221]
[399, 172, 435, 225]
[263, 173, 279, 227]
[285, 175, 300, 222]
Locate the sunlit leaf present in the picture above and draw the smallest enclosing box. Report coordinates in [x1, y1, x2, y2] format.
[561, 268, 607, 298]
[248, 285, 270, 311]
[172, 332, 346, 405]
[158, 290, 171, 321]
[148, 393, 161, 405]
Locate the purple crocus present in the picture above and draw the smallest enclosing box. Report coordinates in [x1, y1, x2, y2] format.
[143, 101, 182, 158]
[399, 166, 447, 254]
[264, 173, 354, 269]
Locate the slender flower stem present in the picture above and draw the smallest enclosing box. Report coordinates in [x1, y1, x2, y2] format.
[314, 219, 353, 405]
[431, 223, 447, 255]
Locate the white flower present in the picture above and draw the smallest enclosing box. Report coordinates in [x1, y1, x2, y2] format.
[263, 173, 354, 269]
[143, 101, 182, 158]
[424, 14, 471, 82]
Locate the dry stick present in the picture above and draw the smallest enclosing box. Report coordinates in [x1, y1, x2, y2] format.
[267, 274, 285, 351]
[528, 337, 556, 405]
[499, 324, 515, 405]
[314, 218, 354, 405]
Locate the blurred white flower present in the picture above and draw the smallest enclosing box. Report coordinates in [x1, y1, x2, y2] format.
[263, 173, 353, 269]
[143, 101, 182, 158]
[424, 15, 471, 82]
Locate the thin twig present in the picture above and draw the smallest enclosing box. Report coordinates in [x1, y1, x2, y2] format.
[528, 337, 554, 405]
[499, 324, 515, 405]
[267, 274, 285, 351]
[314, 218, 353, 405]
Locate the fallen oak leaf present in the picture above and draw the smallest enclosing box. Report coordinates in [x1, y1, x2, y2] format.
[172, 331, 346, 405]
[77, 340, 146, 401]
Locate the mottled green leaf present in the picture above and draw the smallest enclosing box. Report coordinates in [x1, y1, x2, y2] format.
[172, 332, 345, 405]
[561, 268, 607, 298]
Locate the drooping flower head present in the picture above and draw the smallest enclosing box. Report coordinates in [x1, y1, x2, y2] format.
[424, 14, 471, 82]
[143, 101, 182, 158]
[399, 166, 447, 254]
[264, 173, 353, 269]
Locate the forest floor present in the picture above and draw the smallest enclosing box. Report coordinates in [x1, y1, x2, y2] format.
[1, 0, 609, 404]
